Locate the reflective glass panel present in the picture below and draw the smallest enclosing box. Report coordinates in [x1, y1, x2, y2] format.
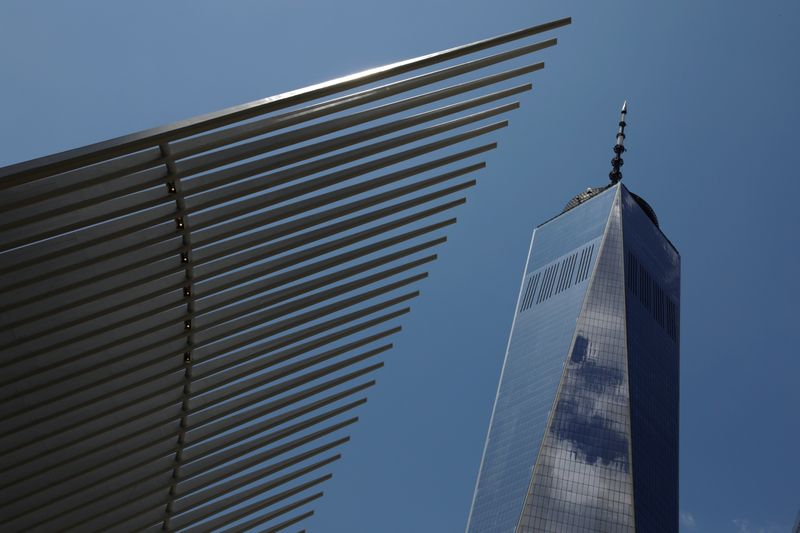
[519, 188, 636, 532]
[467, 188, 616, 533]
[621, 186, 680, 532]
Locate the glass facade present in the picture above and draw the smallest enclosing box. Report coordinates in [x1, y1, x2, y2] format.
[466, 185, 679, 532]
[621, 187, 680, 532]
[466, 189, 616, 533]
[518, 189, 634, 532]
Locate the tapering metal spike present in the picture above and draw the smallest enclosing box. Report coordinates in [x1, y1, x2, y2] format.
[610, 100, 628, 183]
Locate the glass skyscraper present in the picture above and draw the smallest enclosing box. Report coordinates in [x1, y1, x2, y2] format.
[466, 183, 679, 532]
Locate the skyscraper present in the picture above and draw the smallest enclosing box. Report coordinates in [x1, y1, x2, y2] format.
[467, 104, 680, 532]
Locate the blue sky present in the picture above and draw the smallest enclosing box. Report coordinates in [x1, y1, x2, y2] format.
[2, 1, 798, 531]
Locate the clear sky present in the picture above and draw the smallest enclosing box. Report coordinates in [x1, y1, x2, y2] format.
[2, 1, 798, 532]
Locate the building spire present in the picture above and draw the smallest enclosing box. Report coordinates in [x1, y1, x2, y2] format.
[609, 100, 627, 184]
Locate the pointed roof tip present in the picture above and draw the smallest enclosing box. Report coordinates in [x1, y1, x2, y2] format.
[609, 100, 627, 184]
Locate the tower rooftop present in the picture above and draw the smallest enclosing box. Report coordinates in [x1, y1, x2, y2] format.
[562, 184, 659, 227]
[560, 101, 659, 227]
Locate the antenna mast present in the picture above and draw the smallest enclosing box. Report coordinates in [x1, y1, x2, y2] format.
[609, 100, 627, 184]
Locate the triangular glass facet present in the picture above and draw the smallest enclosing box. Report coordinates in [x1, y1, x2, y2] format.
[517, 188, 635, 532]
